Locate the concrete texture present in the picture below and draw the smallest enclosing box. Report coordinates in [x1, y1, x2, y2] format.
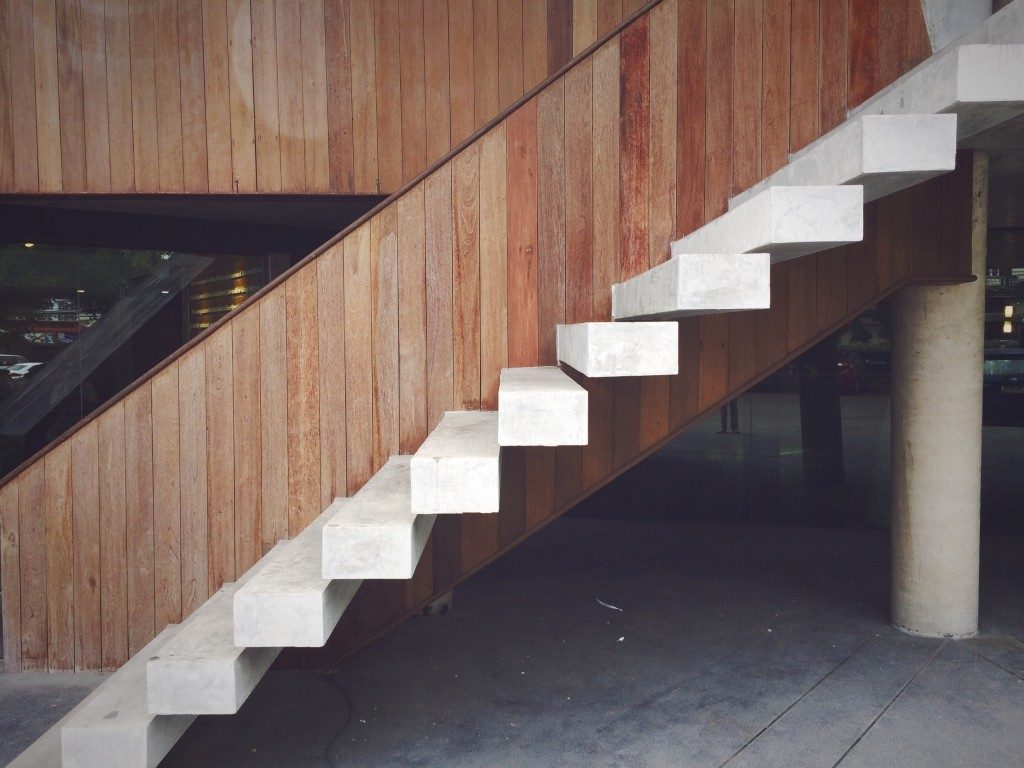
[410, 411, 501, 514]
[670, 186, 864, 264]
[498, 367, 588, 446]
[6, 519, 1020, 768]
[556, 322, 679, 377]
[889, 156, 987, 638]
[851, 44, 1024, 139]
[322, 456, 436, 580]
[611, 253, 771, 321]
[921, 0, 993, 53]
[731, 114, 957, 208]
[234, 510, 360, 648]
[147, 548, 285, 715]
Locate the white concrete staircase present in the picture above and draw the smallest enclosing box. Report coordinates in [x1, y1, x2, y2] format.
[10, 29, 1024, 768]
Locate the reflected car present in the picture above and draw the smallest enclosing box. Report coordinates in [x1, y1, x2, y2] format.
[6, 362, 44, 381]
[983, 349, 1024, 426]
[0, 354, 27, 370]
[836, 350, 866, 394]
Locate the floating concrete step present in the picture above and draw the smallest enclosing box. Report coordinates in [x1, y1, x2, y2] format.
[498, 367, 588, 446]
[730, 114, 957, 209]
[55, 626, 195, 768]
[670, 185, 863, 264]
[611, 253, 771, 321]
[850, 44, 1024, 140]
[234, 509, 360, 648]
[322, 456, 436, 580]
[410, 411, 500, 514]
[146, 546, 284, 716]
[556, 322, 678, 378]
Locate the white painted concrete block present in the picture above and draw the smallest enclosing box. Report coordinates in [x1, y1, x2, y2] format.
[671, 186, 863, 264]
[146, 547, 285, 716]
[851, 44, 1024, 139]
[59, 626, 195, 768]
[498, 367, 588, 446]
[410, 411, 501, 514]
[611, 253, 771, 320]
[234, 509, 360, 648]
[322, 456, 436, 580]
[556, 322, 678, 378]
[730, 114, 957, 208]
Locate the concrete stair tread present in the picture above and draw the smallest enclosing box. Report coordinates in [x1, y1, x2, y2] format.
[612, 253, 771, 321]
[498, 367, 588, 446]
[322, 456, 436, 579]
[556, 322, 678, 378]
[233, 509, 361, 648]
[146, 545, 285, 716]
[729, 114, 957, 209]
[56, 626, 195, 768]
[670, 185, 864, 264]
[410, 411, 500, 514]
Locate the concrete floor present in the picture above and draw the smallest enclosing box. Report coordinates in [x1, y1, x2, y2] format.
[3, 519, 1023, 767]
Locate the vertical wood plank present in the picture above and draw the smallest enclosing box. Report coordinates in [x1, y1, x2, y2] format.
[787, 259, 817, 351]
[506, 98, 539, 367]
[732, 0, 762, 194]
[97, 403, 127, 670]
[152, 365, 182, 626]
[33, 0, 61, 191]
[479, 122, 508, 408]
[232, 308, 263, 572]
[453, 144, 482, 408]
[596, 0, 622, 36]
[317, 244, 348, 506]
[398, 184, 429, 452]
[497, 0, 523, 108]
[669, 317, 700, 429]
[423, 0, 450, 165]
[129, 0, 159, 190]
[350, 0, 378, 191]
[816, 248, 848, 330]
[592, 39, 619, 322]
[619, 15, 649, 278]
[203, 0, 233, 192]
[70, 421, 100, 671]
[344, 225, 375, 492]
[154, 0, 184, 190]
[178, 347, 208, 618]
[259, 293, 289, 548]
[399, 0, 427, 180]
[300, 0, 329, 191]
[276, 0, 306, 192]
[565, 61, 593, 321]
[229, 0, 258, 191]
[177, 0, 210, 193]
[755, 261, 789, 370]
[0, 479, 20, 671]
[473, 0, 498, 128]
[19, 463, 46, 670]
[55, 0, 87, 191]
[675, 0, 705, 234]
[818, 0, 847, 132]
[848, 0, 878, 107]
[206, 326, 235, 589]
[790, 0, 819, 152]
[572, 0, 597, 54]
[537, 80, 566, 360]
[648, 0, 676, 265]
[43, 442, 73, 671]
[124, 385, 155, 656]
[0, 0, 16, 192]
[448, 0, 475, 145]
[9, 0, 39, 191]
[104, 0, 135, 191]
[762, 0, 790, 175]
[374, 0, 402, 190]
[425, 165, 456, 428]
[326, 0, 355, 190]
[546, 0, 572, 75]
[372, 205, 400, 468]
[252, 0, 283, 192]
[697, 314, 729, 410]
[727, 309, 758, 391]
[876, 0, 905, 90]
[286, 267, 322, 532]
[703, 0, 733, 218]
[522, 0, 547, 88]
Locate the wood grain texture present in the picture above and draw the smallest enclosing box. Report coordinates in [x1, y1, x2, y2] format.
[43, 442, 74, 670]
[565, 60, 593, 322]
[206, 327, 236, 589]
[124, 385, 155, 656]
[233, 309, 263, 571]
[0, 478, 20, 670]
[71, 421, 100, 670]
[18, 462, 46, 670]
[618, 16, 649, 279]
[478, 122, 508, 408]
[152, 365, 181, 627]
[178, 348, 208, 618]
[425, 165, 456, 428]
[97, 403, 128, 670]
[316, 244, 348, 506]
[398, 184, 429, 452]
[506, 98, 539, 367]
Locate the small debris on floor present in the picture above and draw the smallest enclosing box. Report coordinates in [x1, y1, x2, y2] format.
[596, 599, 623, 612]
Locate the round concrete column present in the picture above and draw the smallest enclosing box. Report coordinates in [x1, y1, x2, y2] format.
[890, 156, 987, 639]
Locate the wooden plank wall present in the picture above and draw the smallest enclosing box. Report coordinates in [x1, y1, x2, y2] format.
[0, 0, 631, 196]
[0, 0, 948, 672]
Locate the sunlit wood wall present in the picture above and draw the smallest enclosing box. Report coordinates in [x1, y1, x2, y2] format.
[0, 0, 958, 673]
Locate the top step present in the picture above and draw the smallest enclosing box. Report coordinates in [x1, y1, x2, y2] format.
[730, 114, 957, 210]
[850, 44, 1024, 140]
[671, 185, 863, 264]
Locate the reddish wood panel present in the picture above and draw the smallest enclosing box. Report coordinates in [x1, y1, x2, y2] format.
[537, 80, 567, 360]
[478, 123, 508, 408]
[732, 0, 762, 194]
[55, 0, 86, 191]
[206, 327, 236, 589]
[317, 245, 348, 506]
[18, 463, 46, 670]
[703, 0, 733, 218]
[618, 16, 649, 279]
[43, 443, 74, 670]
[591, 39, 619, 321]
[818, 0, 847, 133]
[152, 366, 181, 627]
[425, 165, 456, 429]
[849, 0, 879, 108]
[124, 385, 155, 656]
[761, 0, 790, 176]
[675, 0, 705, 234]
[326, 0, 355, 190]
[371, 205, 400, 469]
[506, 98, 540, 367]
[97, 403, 128, 670]
[177, 0, 209, 193]
[789, 0, 819, 152]
[0, 479, 20, 671]
[233, 309, 264, 571]
[565, 61, 594, 322]
[344, 225, 376, 491]
[398, 184, 429, 452]
[178, 348, 209, 618]
[71, 422, 101, 670]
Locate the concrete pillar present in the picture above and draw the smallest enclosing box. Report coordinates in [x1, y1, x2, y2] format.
[890, 155, 987, 638]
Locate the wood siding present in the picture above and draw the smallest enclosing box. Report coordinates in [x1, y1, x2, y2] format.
[0, 0, 950, 672]
[0, 0, 636, 195]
